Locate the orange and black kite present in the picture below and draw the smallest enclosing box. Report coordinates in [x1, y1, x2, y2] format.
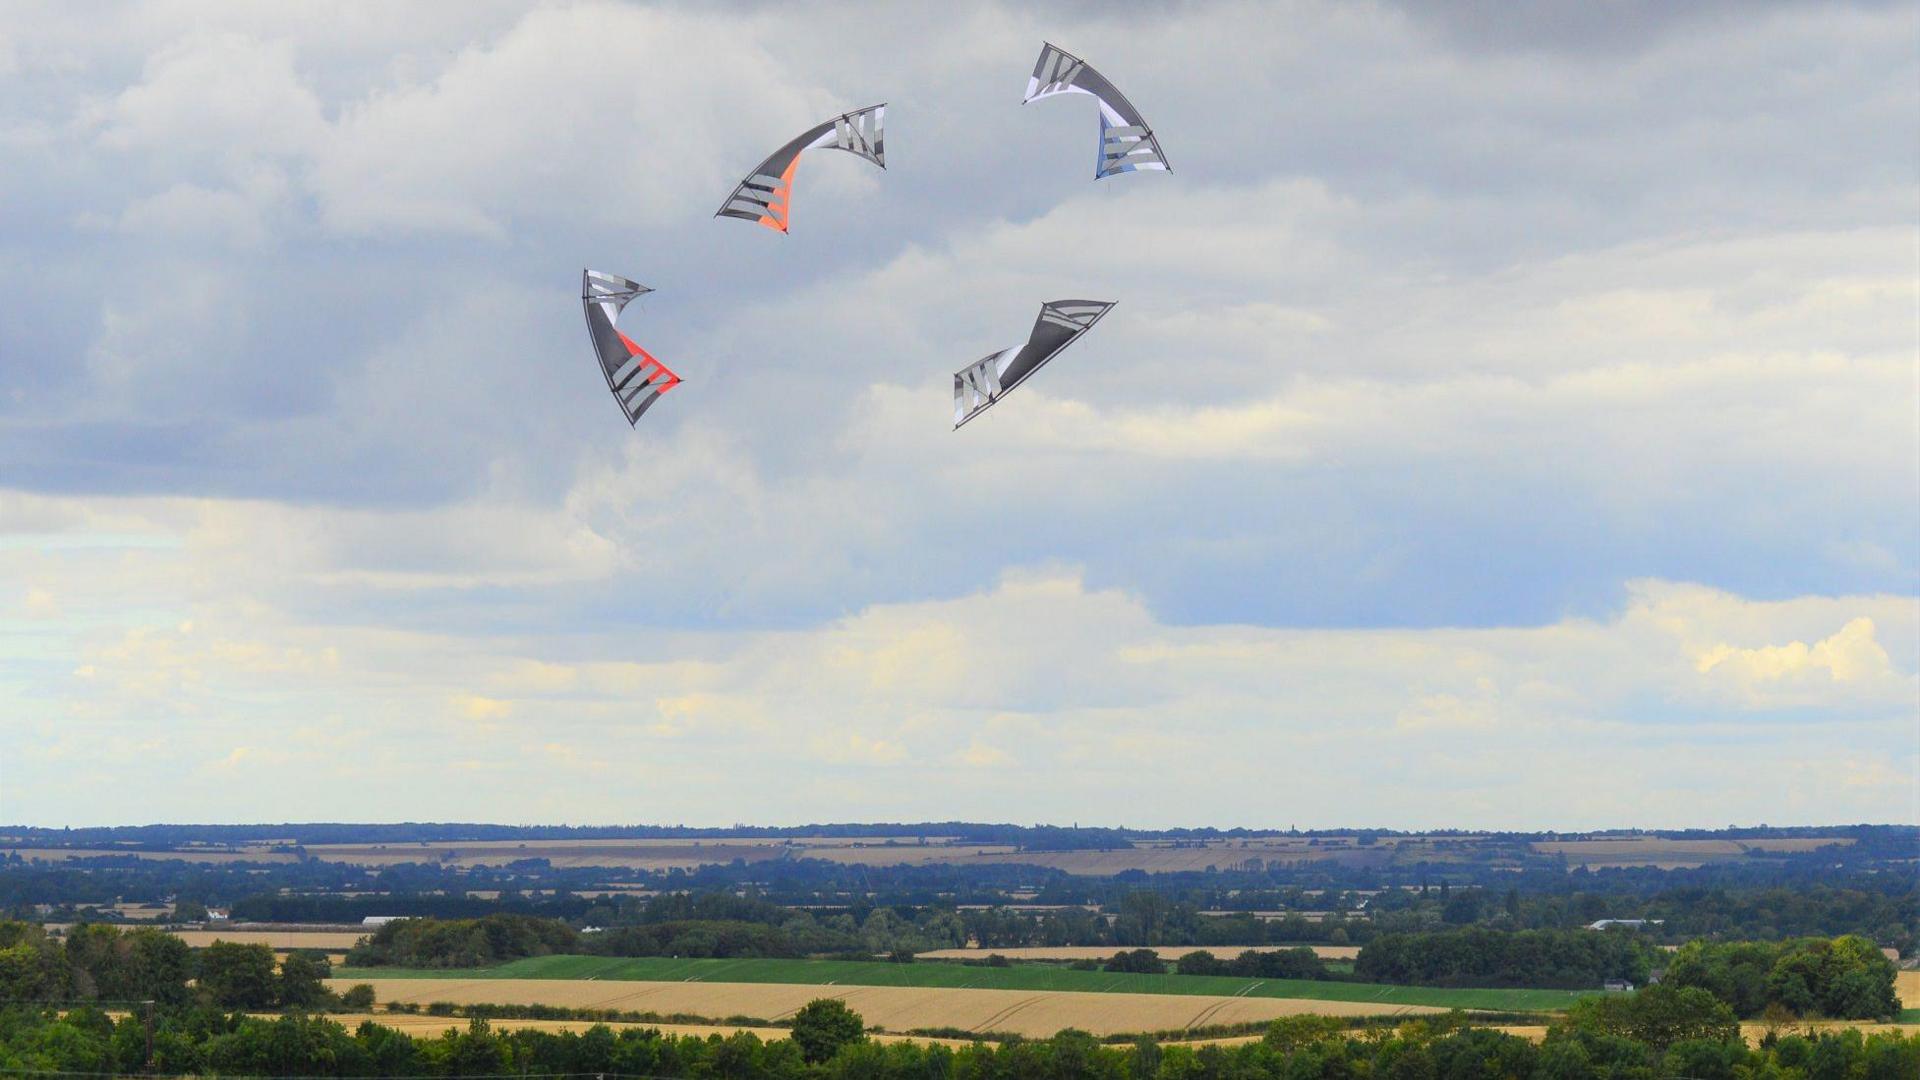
[715, 105, 886, 233]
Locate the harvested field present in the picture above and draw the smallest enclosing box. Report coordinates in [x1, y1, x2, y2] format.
[334, 956, 1588, 1012]
[306, 1014, 972, 1047]
[1, 847, 296, 864]
[329, 979, 1441, 1039]
[1531, 836, 1853, 869]
[170, 929, 367, 950]
[1898, 970, 1919, 1009]
[300, 839, 1019, 871]
[917, 945, 1361, 961]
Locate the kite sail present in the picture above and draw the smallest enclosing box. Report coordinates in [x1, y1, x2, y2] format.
[953, 299, 1115, 429]
[716, 104, 886, 233]
[581, 269, 681, 426]
[1023, 42, 1168, 178]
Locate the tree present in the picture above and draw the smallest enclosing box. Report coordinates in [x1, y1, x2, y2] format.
[789, 998, 864, 1064]
[1536, 1037, 1594, 1080]
[1105, 948, 1166, 974]
[278, 951, 333, 1008]
[340, 984, 376, 1010]
[1176, 950, 1225, 976]
[1565, 983, 1739, 1048]
[196, 942, 278, 1009]
[1263, 1014, 1345, 1052]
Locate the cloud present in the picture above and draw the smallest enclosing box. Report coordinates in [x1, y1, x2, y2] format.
[1, 515, 1911, 825]
[306, 4, 829, 237]
[90, 32, 326, 160]
[958, 739, 1012, 768]
[21, 587, 59, 619]
[456, 694, 513, 720]
[0, 0, 1912, 826]
[1696, 617, 1892, 684]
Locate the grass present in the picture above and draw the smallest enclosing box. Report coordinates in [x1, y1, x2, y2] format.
[1899, 1008, 1919, 1023]
[333, 955, 1593, 1013]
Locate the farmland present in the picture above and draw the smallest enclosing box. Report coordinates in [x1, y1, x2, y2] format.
[291, 833, 1522, 875]
[302, 1013, 976, 1048]
[169, 929, 368, 950]
[329, 978, 1446, 1038]
[5, 826, 1884, 877]
[1529, 836, 1856, 869]
[915, 944, 1363, 961]
[333, 955, 1590, 1013]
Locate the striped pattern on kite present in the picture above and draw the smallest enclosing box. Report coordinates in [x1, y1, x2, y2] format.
[716, 104, 887, 233]
[582, 269, 682, 427]
[1023, 42, 1169, 178]
[953, 299, 1116, 429]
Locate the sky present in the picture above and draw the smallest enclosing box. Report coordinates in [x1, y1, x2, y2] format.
[0, 0, 1915, 830]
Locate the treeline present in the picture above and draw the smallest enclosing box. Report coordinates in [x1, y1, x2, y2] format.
[345, 914, 576, 969]
[0, 923, 351, 1010]
[3, 989, 1917, 1079]
[342, 900, 1358, 969]
[1355, 927, 1657, 989]
[1169, 947, 1331, 979]
[1662, 935, 1901, 1020]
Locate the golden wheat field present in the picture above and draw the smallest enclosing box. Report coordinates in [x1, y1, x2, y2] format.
[170, 930, 368, 949]
[1895, 969, 1919, 1008]
[330, 979, 1440, 1038]
[914, 945, 1362, 961]
[310, 1014, 974, 1047]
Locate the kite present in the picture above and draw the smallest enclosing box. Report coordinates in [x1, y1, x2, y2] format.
[953, 299, 1115, 429]
[581, 269, 681, 426]
[716, 104, 886, 233]
[1023, 42, 1168, 178]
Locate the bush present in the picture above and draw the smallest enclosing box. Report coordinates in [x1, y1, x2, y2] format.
[1105, 948, 1167, 974]
[1177, 950, 1227, 976]
[340, 984, 376, 1010]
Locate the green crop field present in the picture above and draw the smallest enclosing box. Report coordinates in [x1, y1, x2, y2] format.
[334, 955, 1593, 1012]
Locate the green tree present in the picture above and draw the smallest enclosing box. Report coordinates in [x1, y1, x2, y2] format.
[340, 983, 376, 1010]
[789, 997, 864, 1064]
[1537, 1037, 1594, 1080]
[1565, 983, 1740, 1048]
[196, 941, 278, 1008]
[278, 950, 333, 1008]
[1263, 1014, 1346, 1051]
[1175, 950, 1225, 976]
[1105, 948, 1167, 974]
[0, 922, 70, 1002]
